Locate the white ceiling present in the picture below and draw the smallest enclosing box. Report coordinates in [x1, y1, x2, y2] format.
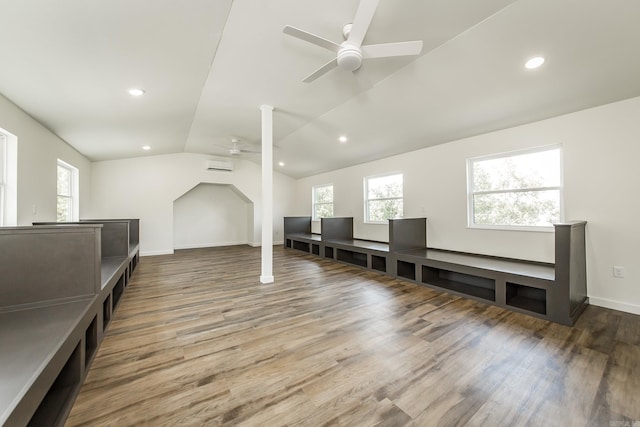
[1, 0, 640, 178]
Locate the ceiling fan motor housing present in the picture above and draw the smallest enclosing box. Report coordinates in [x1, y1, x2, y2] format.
[337, 45, 362, 71]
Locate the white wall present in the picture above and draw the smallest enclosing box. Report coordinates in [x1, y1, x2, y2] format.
[173, 183, 251, 249]
[0, 93, 91, 224]
[295, 96, 640, 315]
[90, 152, 296, 255]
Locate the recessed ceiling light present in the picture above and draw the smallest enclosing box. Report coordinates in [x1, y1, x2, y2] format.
[338, 135, 348, 143]
[142, 145, 151, 150]
[128, 88, 145, 97]
[525, 56, 545, 69]
[278, 161, 285, 167]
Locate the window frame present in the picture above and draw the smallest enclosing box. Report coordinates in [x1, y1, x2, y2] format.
[57, 159, 79, 222]
[0, 128, 17, 226]
[312, 183, 334, 221]
[0, 132, 6, 226]
[466, 145, 563, 232]
[364, 172, 404, 224]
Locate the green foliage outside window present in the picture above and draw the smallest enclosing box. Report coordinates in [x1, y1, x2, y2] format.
[313, 185, 333, 220]
[57, 163, 73, 222]
[470, 148, 561, 227]
[366, 174, 403, 222]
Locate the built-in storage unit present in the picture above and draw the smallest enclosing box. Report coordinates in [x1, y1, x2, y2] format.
[506, 282, 547, 315]
[371, 255, 386, 272]
[422, 265, 496, 301]
[34, 219, 140, 330]
[337, 248, 368, 267]
[283, 216, 322, 255]
[325, 246, 334, 259]
[284, 217, 588, 326]
[1, 219, 141, 427]
[320, 217, 392, 275]
[397, 260, 416, 281]
[81, 219, 140, 281]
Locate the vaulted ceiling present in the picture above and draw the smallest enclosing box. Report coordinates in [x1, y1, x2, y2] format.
[1, 0, 639, 178]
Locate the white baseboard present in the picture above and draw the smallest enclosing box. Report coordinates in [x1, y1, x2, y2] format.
[173, 241, 248, 250]
[589, 296, 640, 316]
[248, 241, 284, 248]
[140, 249, 174, 257]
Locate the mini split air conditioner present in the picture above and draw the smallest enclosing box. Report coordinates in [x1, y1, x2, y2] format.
[205, 159, 233, 172]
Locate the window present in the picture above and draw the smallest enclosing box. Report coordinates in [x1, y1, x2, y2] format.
[365, 173, 403, 223]
[467, 146, 562, 230]
[0, 128, 17, 226]
[0, 133, 6, 225]
[57, 159, 79, 222]
[312, 184, 333, 220]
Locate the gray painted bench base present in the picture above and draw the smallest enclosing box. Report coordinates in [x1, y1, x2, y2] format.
[1, 219, 140, 427]
[284, 217, 588, 326]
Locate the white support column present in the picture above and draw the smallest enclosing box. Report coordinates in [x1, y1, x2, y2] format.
[260, 105, 274, 284]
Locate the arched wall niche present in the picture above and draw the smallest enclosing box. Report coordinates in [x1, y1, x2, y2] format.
[173, 182, 254, 250]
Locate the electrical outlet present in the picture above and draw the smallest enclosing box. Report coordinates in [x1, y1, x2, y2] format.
[613, 266, 625, 278]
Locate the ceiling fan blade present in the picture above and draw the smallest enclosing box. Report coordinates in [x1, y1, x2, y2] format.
[303, 58, 338, 83]
[361, 40, 423, 59]
[283, 26, 341, 52]
[347, 0, 380, 47]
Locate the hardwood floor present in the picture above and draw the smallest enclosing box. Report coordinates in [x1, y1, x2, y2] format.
[66, 245, 640, 426]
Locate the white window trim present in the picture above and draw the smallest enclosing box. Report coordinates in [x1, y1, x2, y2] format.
[364, 172, 404, 224]
[466, 144, 564, 232]
[57, 159, 80, 222]
[312, 183, 333, 221]
[0, 128, 17, 226]
[0, 133, 6, 226]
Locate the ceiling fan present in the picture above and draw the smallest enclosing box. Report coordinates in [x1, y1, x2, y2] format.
[283, 0, 423, 83]
[214, 138, 260, 156]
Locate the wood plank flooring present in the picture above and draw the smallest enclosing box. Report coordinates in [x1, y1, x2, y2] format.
[66, 245, 640, 426]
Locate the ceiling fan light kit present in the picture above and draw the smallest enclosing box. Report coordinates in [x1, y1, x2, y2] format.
[337, 45, 363, 71]
[283, 0, 423, 82]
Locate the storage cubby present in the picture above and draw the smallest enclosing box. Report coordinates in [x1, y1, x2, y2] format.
[422, 266, 496, 301]
[292, 240, 310, 252]
[337, 249, 368, 267]
[325, 246, 334, 259]
[397, 260, 416, 280]
[85, 315, 98, 364]
[28, 343, 82, 427]
[312, 244, 320, 255]
[103, 294, 112, 332]
[506, 282, 547, 315]
[371, 255, 387, 272]
[113, 274, 125, 309]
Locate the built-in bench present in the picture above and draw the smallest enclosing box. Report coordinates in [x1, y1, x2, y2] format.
[283, 216, 322, 255]
[284, 217, 393, 274]
[284, 216, 588, 325]
[0, 225, 102, 427]
[80, 219, 140, 281]
[1, 219, 140, 426]
[34, 220, 138, 322]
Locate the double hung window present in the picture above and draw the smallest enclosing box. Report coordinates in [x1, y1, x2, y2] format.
[467, 146, 562, 230]
[365, 173, 403, 223]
